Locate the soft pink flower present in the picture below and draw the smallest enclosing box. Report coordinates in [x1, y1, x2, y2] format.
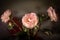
[47, 7, 57, 22]
[1, 9, 11, 23]
[22, 12, 38, 29]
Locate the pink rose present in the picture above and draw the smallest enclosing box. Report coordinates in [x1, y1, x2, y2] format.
[1, 9, 11, 23]
[22, 12, 38, 29]
[47, 7, 57, 22]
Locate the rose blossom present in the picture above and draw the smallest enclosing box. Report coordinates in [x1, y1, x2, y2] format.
[22, 12, 38, 29]
[47, 7, 57, 22]
[1, 9, 11, 23]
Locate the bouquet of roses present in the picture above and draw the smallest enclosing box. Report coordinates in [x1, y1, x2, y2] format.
[1, 9, 49, 37]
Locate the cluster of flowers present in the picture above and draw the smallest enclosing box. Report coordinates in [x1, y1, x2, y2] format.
[1, 10, 38, 29]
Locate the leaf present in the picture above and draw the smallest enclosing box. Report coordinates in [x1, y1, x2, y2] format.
[8, 23, 14, 30]
[40, 17, 43, 23]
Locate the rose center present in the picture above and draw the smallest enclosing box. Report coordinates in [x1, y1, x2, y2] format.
[28, 18, 32, 22]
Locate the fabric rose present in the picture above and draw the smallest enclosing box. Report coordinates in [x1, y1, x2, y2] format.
[22, 12, 38, 29]
[1, 9, 11, 23]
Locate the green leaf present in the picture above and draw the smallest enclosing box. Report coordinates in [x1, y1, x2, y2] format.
[40, 17, 43, 22]
[8, 24, 14, 30]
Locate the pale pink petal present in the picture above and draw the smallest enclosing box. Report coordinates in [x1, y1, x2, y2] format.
[1, 9, 11, 23]
[22, 12, 38, 29]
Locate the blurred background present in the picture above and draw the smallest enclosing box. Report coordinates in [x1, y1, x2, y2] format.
[0, 0, 50, 17]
